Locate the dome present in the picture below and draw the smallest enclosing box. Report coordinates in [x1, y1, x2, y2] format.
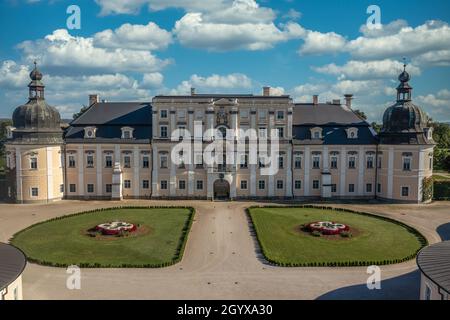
[10, 63, 63, 144]
[380, 65, 434, 145]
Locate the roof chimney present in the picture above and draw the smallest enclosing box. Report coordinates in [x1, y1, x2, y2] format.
[191, 87, 196, 96]
[344, 94, 353, 108]
[313, 95, 319, 105]
[263, 86, 271, 97]
[89, 94, 100, 107]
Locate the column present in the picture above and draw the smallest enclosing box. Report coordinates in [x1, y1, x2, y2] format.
[170, 146, 177, 197]
[321, 146, 331, 198]
[358, 146, 365, 195]
[418, 147, 425, 202]
[133, 146, 140, 198]
[15, 146, 22, 203]
[304, 146, 310, 196]
[188, 151, 194, 197]
[231, 107, 238, 137]
[152, 145, 159, 197]
[287, 107, 293, 139]
[207, 170, 214, 200]
[250, 109, 257, 197]
[286, 145, 293, 198]
[340, 147, 346, 197]
[46, 147, 54, 200]
[229, 174, 236, 199]
[96, 145, 102, 197]
[206, 107, 214, 141]
[78, 145, 84, 196]
[387, 147, 394, 199]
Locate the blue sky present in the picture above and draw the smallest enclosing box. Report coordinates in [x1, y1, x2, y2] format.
[1, 0, 450, 122]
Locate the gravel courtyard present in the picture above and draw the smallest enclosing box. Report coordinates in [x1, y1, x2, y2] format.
[0, 200, 449, 300]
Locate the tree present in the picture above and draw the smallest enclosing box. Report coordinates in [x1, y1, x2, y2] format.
[0, 119, 12, 171]
[371, 122, 382, 133]
[72, 105, 89, 120]
[430, 122, 450, 172]
[353, 109, 368, 120]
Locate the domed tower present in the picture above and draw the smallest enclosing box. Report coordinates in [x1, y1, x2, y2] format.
[377, 64, 435, 203]
[4, 62, 64, 203]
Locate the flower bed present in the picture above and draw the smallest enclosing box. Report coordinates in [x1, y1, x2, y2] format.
[307, 221, 350, 235]
[95, 221, 137, 235]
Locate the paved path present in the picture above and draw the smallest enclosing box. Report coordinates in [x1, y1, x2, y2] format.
[0, 200, 449, 300]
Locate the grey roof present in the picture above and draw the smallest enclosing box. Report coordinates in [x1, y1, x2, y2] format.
[293, 104, 367, 126]
[65, 102, 152, 142]
[417, 241, 450, 294]
[70, 102, 151, 126]
[0, 243, 27, 291]
[292, 103, 378, 145]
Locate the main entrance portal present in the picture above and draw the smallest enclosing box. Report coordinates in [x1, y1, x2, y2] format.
[213, 179, 230, 200]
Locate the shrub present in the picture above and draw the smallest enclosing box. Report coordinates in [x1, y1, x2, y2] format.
[311, 230, 322, 237]
[340, 231, 352, 238]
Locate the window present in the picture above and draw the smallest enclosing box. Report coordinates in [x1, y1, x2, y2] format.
[30, 157, 37, 170]
[403, 157, 412, 171]
[331, 184, 337, 193]
[195, 110, 203, 120]
[124, 155, 131, 168]
[259, 127, 267, 138]
[160, 110, 168, 119]
[178, 110, 186, 119]
[346, 128, 358, 139]
[31, 187, 39, 197]
[87, 184, 94, 193]
[313, 180, 320, 189]
[429, 157, 433, 170]
[278, 156, 284, 169]
[160, 180, 168, 190]
[259, 157, 266, 168]
[277, 180, 284, 190]
[312, 156, 320, 169]
[377, 157, 382, 169]
[160, 126, 168, 138]
[349, 184, 355, 193]
[142, 156, 149, 169]
[70, 184, 76, 193]
[143, 180, 150, 189]
[294, 180, 302, 190]
[60, 184, 64, 193]
[86, 155, 94, 168]
[367, 156, 374, 169]
[68, 155, 76, 168]
[195, 154, 204, 169]
[124, 180, 131, 189]
[294, 156, 302, 169]
[241, 180, 248, 190]
[348, 156, 356, 169]
[277, 127, 284, 138]
[425, 285, 432, 301]
[377, 183, 381, 193]
[240, 154, 248, 169]
[121, 127, 134, 139]
[366, 184, 373, 193]
[258, 180, 266, 190]
[311, 128, 322, 139]
[196, 180, 203, 190]
[105, 155, 113, 168]
[160, 155, 168, 169]
[276, 111, 284, 120]
[331, 156, 338, 169]
[401, 186, 409, 197]
[106, 184, 112, 193]
[313, 131, 320, 139]
[179, 180, 186, 190]
[259, 110, 266, 120]
[240, 110, 249, 119]
[13, 287, 18, 300]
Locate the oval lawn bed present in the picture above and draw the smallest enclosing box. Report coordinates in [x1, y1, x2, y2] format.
[248, 206, 427, 267]
[11, 207, 194, 268]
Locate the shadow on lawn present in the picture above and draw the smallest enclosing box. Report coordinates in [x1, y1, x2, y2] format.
[436, 222, 450, 241]
[244, 211, 272, 266]
[317, 270, 420, 300]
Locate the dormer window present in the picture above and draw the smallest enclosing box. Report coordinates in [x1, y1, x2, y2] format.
[84, 127, 97, 139]
[121, 127, 134, 139]
[424, 127, 433, 140]
[346, 127, 359, 139]
[310, 127, 323, 139]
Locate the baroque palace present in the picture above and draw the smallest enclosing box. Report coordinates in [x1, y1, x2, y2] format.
[4, 64, 435, 204]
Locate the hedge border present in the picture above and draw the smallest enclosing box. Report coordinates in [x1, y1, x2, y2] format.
[247, 205, 428, 268]
[10, 206, 196, 269]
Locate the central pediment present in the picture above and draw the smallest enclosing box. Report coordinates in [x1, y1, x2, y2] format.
[213, 98, 238, 106]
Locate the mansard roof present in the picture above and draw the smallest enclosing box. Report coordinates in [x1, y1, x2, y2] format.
[293, 103, 378, 145]
[65, 102, 152, 143]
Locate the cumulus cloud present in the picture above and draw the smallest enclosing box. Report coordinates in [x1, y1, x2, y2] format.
[0, 60, 30, 89]
[17, 29, 171, 75]
[174, 13, 304, 51]
[298, 30, 347, 55]
[416, 90, 450, 121]
[93, 22, 172, 51]
[169, 73, 253, 95]
[314, 59, 421, 80]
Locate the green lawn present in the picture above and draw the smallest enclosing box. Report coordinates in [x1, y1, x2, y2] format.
[249, 207, 426, 266]
[11, 207, 194, 268]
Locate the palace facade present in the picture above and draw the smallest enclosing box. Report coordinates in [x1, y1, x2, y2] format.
[3, 64, 435, 204]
